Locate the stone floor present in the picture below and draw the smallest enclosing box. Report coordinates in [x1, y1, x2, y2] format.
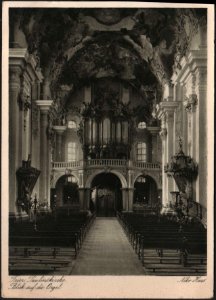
[69, 217, 145, 275]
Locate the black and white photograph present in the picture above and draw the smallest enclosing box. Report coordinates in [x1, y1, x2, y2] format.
[1, 1, 214, 298]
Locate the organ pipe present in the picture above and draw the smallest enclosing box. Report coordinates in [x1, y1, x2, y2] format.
[84, 117, 129, 149]
[122, 121, 128, 143]
[103, 118, 110, 144]
[92, 119, 97, 144]
[116, 121, 121, 143]
[99, 120, 103, 144]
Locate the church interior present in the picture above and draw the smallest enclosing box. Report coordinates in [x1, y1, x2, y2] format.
[8, 7, 208, 276]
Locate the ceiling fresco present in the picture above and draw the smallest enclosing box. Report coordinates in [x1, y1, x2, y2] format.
[10, 8, 206, 123]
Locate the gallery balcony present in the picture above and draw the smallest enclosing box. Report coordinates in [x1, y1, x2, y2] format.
[51, 159, 161, 171]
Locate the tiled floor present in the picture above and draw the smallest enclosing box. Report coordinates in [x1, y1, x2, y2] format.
[70, 217, 145, 275]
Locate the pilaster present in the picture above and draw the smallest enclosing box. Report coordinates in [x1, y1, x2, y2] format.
[147, 127, 160, 162]
[172, 49, 207, 207]
[53, 126, 66, 161]
[121, 188, 129, 211]
[155, 101, 179, 205]
[9, 48, 43, 218]
[9, 66, 22, 216]
[36, 100, 53, 206]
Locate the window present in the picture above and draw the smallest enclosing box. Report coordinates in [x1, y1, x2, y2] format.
[137, 142, 147, 162]
[136, 176, 146, 183]
[67, 176, 77, 183]
[138, 122, 146, 129]
[68, 121, 77, 129]
[68, 142, 76, 161]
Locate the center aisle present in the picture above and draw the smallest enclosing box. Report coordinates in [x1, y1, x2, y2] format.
[70, 217, 145, 275]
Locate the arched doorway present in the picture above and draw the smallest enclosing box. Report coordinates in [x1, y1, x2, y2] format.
[91, 173, 122, 217]
[53, 175, 79, 207]
[134, 175, 158, 207]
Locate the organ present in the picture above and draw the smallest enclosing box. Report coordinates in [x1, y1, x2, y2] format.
[80, 82, 132, 159]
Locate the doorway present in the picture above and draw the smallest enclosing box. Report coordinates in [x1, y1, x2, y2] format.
[91, 173, 122, 217]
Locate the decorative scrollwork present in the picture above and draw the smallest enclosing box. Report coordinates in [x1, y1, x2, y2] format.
[183, 94, 198, 112]
[32, 101, 39, 137]
[18, 89, 31, 112]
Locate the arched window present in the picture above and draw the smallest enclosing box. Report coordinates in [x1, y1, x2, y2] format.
[68, 120, 77, 129]
[68, 142, 76, 161]
[138, 122, 146, 129]
[137, 142, 147, 162]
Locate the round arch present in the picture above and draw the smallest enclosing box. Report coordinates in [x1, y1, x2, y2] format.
[85, 170, 127, 189]
[52, 172, 79, 188]
[133, 172, 159, 189]
[133, 174, 159, 206]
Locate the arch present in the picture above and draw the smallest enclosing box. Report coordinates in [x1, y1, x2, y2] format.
[133, 172, 159, 189]
[133, 174, 159, 206]
[52, 172, 79, 188]
[85, 170, 127, 189]
[90, 172, 123, 216]
[53, 174, 79, 207]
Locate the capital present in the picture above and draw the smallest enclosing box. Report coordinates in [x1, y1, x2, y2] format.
[36, 100, 53, 114]
[9, 66, 22, 88]
[183, 94, 198, 113]
[53, 125, 67, 135]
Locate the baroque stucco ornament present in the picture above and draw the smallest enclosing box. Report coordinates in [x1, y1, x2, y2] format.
[183, 94, 198, 112]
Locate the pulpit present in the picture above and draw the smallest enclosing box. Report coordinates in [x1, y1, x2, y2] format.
[16, 157, 40, 214]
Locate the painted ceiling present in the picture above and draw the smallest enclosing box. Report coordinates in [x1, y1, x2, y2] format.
[10, 8, 206, 120]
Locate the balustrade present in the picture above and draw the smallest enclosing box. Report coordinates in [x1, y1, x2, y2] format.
[52, 161, 81, 169]
[134, 161, 161, 169]
[52, 159, 161, 170]
[85, 159, 127, 167]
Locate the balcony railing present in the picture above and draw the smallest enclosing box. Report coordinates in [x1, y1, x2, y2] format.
[134, 161, 161, 169]
[52, 159, 161, 170]
[52, 161, 81, 169]
[86, 159, 127, 167]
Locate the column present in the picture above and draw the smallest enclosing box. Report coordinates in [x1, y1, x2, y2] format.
[196, 68, 207, 207]
[157, 109, 168, 206]
[159, 123, 168, 206]
[121, 188, 129, 211]
[166, 110, 175, 200]
[157, 100, 179, 205]
[85, 188, 91, 210]
[78, 188, 85, 210]
[9, 66, 22, 217]
[182, 84, 188, 154]
[148, 127, 160, 162]
[53, 126, 66, 161]
[36, 100, 53, 205]
[128, 188, 134, 212]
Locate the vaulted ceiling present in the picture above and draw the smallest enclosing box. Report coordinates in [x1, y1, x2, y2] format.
[10, 8, 206, 107]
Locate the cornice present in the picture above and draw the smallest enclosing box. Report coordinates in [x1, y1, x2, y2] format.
[9, 48, 43, 83]
[53, 125, 67, 134]
[171, 49, 207, 84]
[36, 100, 53, 112]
